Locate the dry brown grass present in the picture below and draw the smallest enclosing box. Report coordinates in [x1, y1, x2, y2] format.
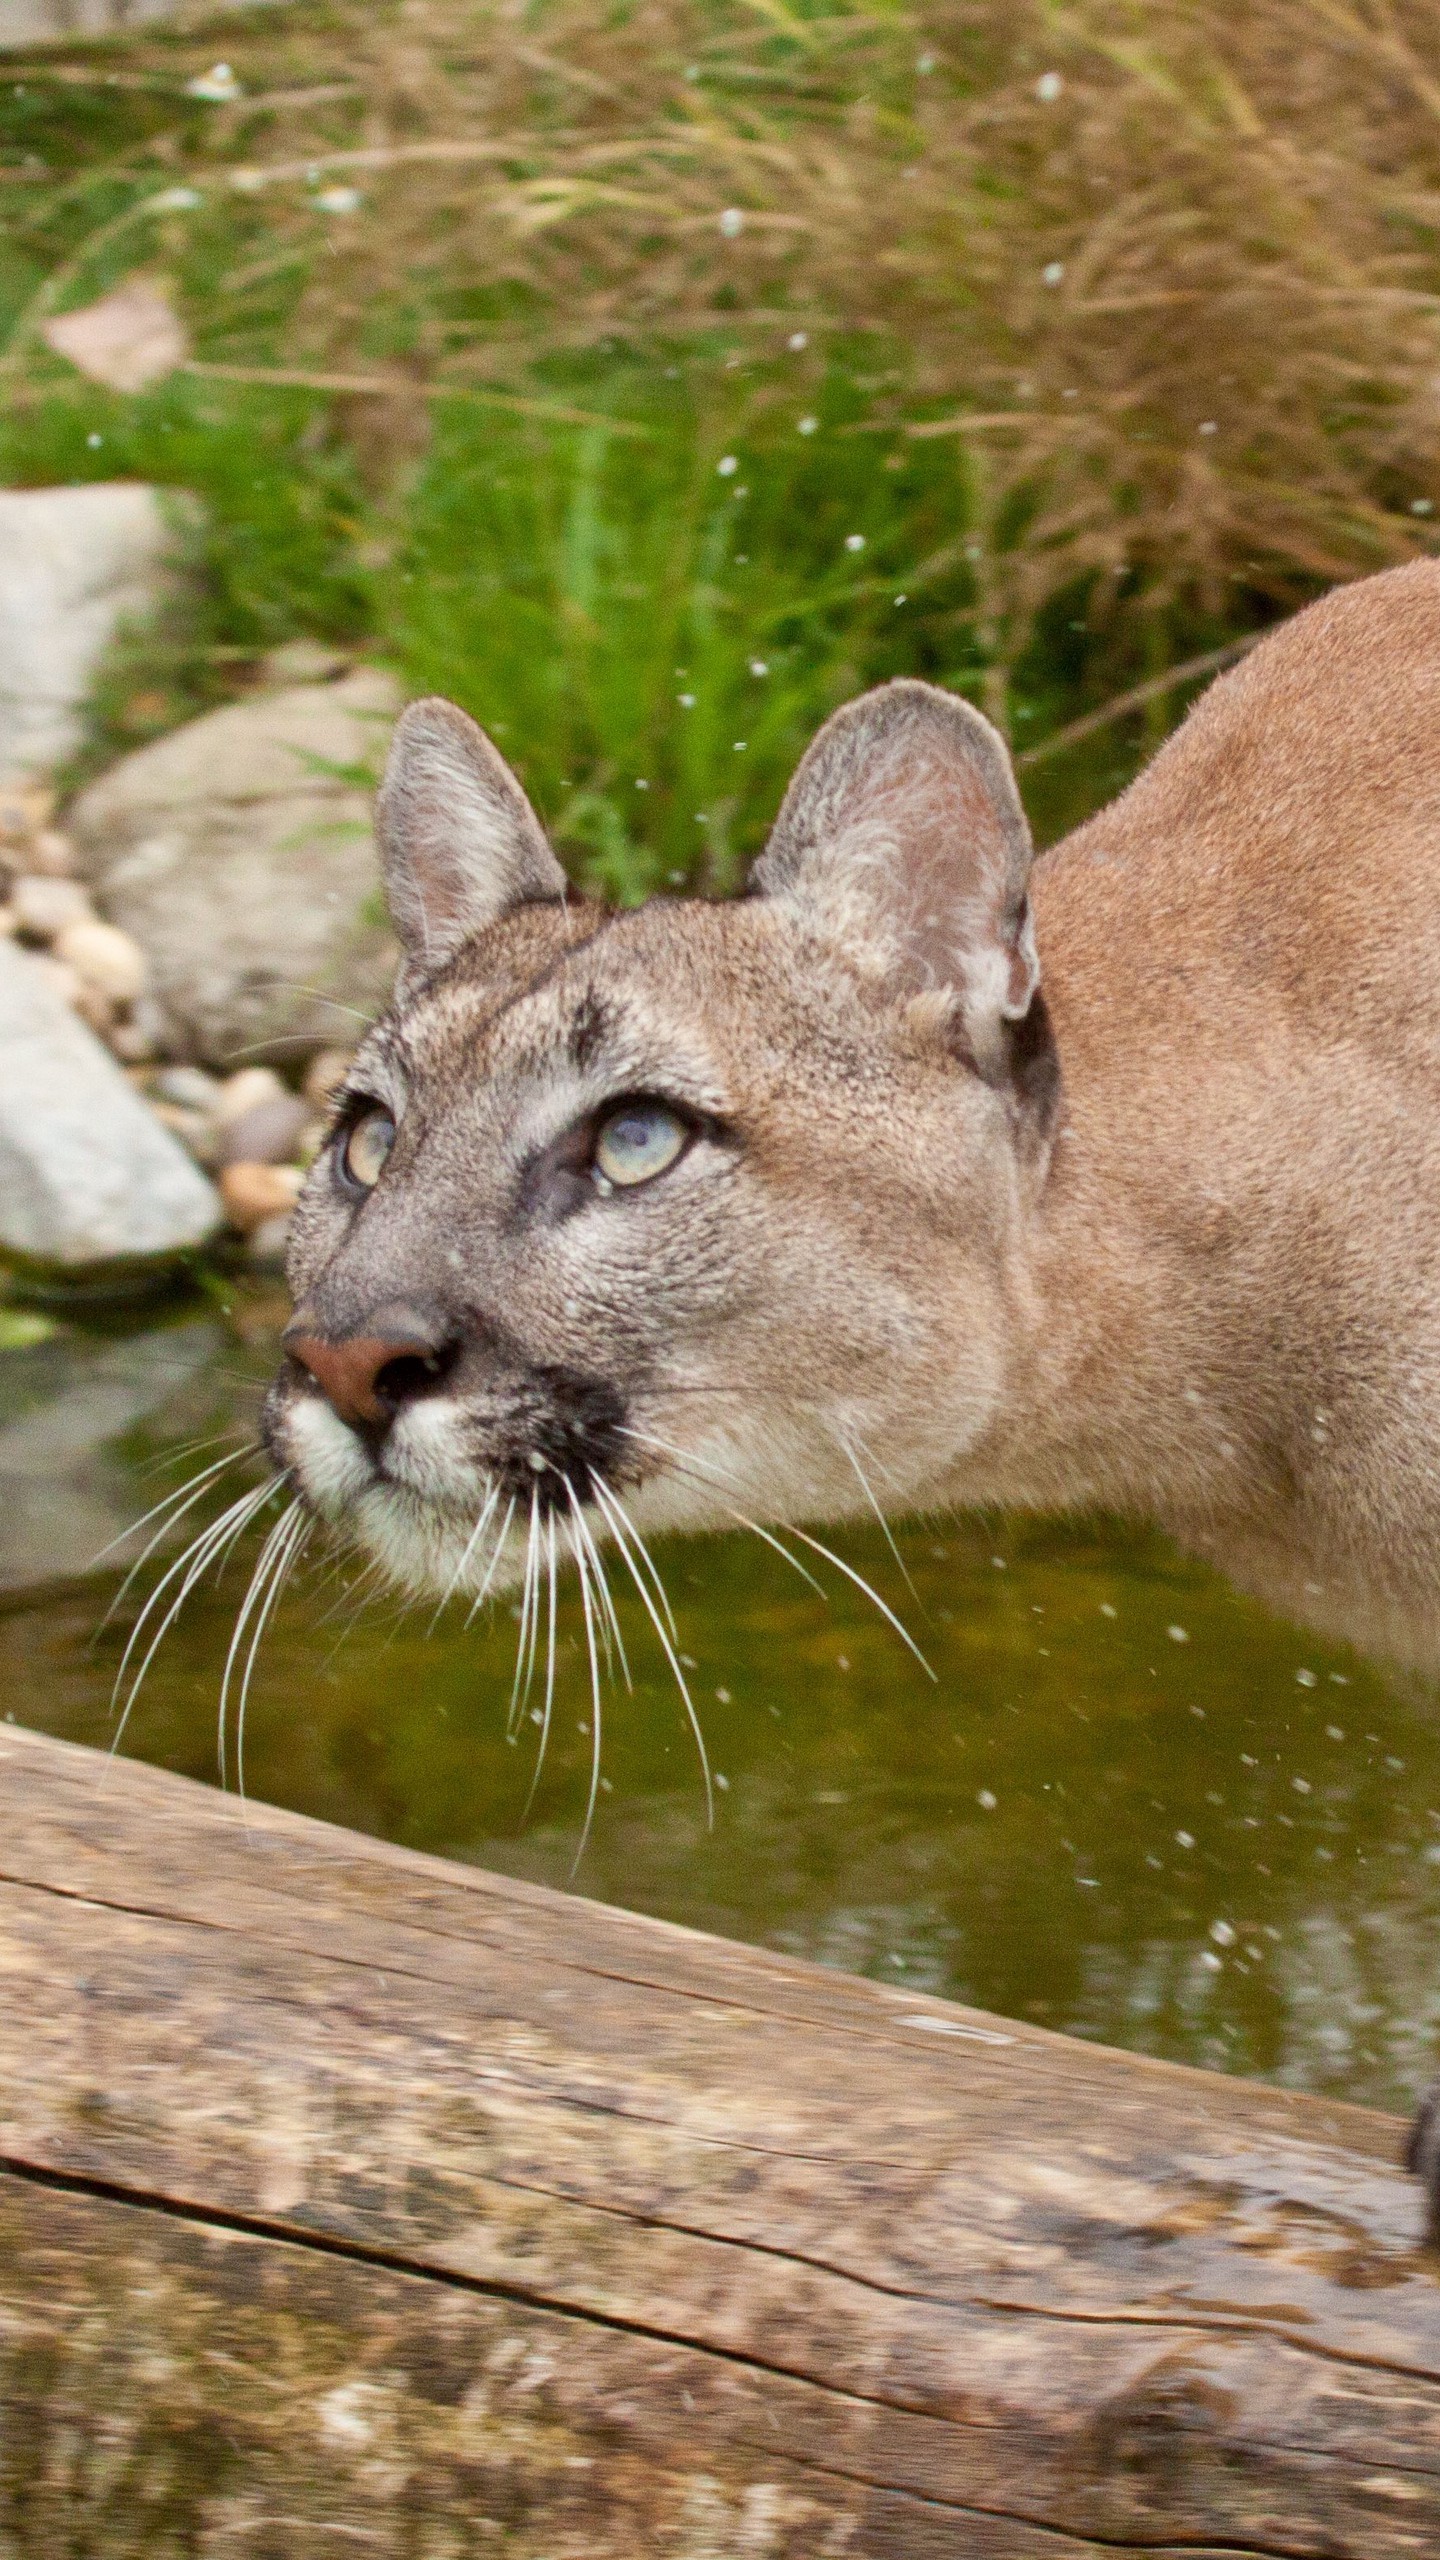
[23, 0, 1440, 694]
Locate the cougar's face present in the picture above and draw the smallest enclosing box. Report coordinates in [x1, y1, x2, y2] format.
[262, 900, 1022, 1598]
[262, 682, 1055, 1599]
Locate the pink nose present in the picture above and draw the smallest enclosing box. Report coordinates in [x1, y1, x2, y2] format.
[283, 1306, 455, 1431]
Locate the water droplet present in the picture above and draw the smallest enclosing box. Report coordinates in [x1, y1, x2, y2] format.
[1292, 1775, 1312, 1794]
[718, 207, 745, 238]
[716, 453, 739, 476]
[1036, 70, 1064, 100]
[977, 1788, 997, 1810]
[1175, 1829, 1195, 1848]
[1209, 1918, 1236, 1946]
[1295, 1667, 1318, 1687]
[845, 532, 866, 551]
[798, 415, 819, 435]
[1042, 260, 1065, 286]
[1167, 1624, 1189, 1643]
[748, 657, 769, 676]
[787, 330, 809, 351]
[678, 692, 696, 707]
[1099, 1601, 1117, 1618]
[1198, 419, 1218, 435]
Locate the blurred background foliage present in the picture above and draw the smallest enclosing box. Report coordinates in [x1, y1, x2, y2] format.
[4, 0, 1440, 893]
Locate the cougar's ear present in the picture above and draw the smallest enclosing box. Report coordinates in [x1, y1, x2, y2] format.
[751, 679, 1045, 1085]
[377, 698, 567, 978]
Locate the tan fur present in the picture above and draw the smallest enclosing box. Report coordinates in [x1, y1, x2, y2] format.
[266, 562, 1440, 1671]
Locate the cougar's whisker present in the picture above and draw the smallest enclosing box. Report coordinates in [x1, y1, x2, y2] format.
[109, 1478, 277, 1752]
[523, 1507, 561, 1818]
[426, 1482, 498, 1637]
[235, 1504, 311, 1806]
[466, 1493, 517, 1625]
[92, 1443, 253, 1634]
[572, 1494, 631, 1693]
[620, 1429, 827, 1599]
[592, 1472, 679, 1645]
[835, 1427, 922, 1607]
[591, 1474, 713, 1828]
[219, 1495, 303, 1790]
[567, 1482, 605, 1872]
[508, 1490, 541, 1738]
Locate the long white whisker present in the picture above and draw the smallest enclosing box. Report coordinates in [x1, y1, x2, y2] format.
[426, 1481, 498, 1636]
[591, 1474, 713, 1827]
[524, 1507, 560, 1817]
[109, 1479, 276, 1756]
[567, 1484, 605, 1872]
[236, 1505, 310, 1804]
[466, 1493, 517, 1624]
[835, 1426, 922, 1607]
[218, 1496, 302, 1789]
[621, 1429, 827, 1598]
[93, 1443, 252, 1628]
[621, 1424, 931, 1671]
[508, 1489, 541, 1738]
[593, 1472, 678, 1644]
[572, 1495, 630, 1692]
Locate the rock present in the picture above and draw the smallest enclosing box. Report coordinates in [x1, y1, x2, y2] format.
[246, 1213, 294, 1270]
[151, 1101, 219, 1167]
[216, 1092, 312, 1170]
[68, 670, 401, 1067]
[11, 875, 94, 940]
[0, 786, 52, 846]
[108, 1016, 156, 1065]
[215, 1066, 287, 1126]
[0, 942, 222, 1271]
[261, 639, 352, 686]
[154, 1064, 223, 1115]
[28, 830, 75, 879]
[0, 485, 177, 785]
[53, 918, 147, 1007]
[303, 1045, 355, 1108]
[0, 2, 182, 41]
[41, 280, 187, 398]
[219, 1160, 306, 1234]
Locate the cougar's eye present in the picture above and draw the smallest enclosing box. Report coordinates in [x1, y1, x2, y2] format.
[593, 1099, 688, 1190]
[341, 1107, 396, 1191]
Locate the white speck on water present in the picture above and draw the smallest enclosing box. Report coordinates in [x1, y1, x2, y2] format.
[1326, 1724, 1345, 1741]
[1099, 1601, 1117, 1618]
[599, 1776, 613, 1793]
[1042, 261, 1066, 286]
[1175, 1829, 1195, 1848]
[788, 330, 809, 350]
[315, 185, 363, 213]
[991, 1555, 1007, 1570]
[1036, 70, 1064, 100]
[87, 432, 103, 448]
[1198, 419, 1218, 434]
[798, 415, 819, 435]
[634, 777, 648, 789]
[748, 657, 769, 676]
[1413, 498, 1434, 514]
[715, 1687, 731, 1703]
[1292, 1775, 1312, 1794]
[1209, 1919, 1236, 1946]
[1330, 1671, 1350, 1685]
[894, 592, 908, 605]
[836, 1654, 850, 1670]
[733, 739, 747, 751]
[1295, 1667, 1318, 1687]
[150, 185, 203, 211]
[1386, 1754, 1406, 1772]
[977, 1788, 997, 1811]
[1200, 1949, 1223, 1972]
[716, 454, 738, 476]
[718, 207, 746, 238]
[714, 1772, 729, 1789]
[680, 1654, 698, 1669]
[845, 532, 866, 551]
[678, 692, 696, 707]
[1167, 1624, 1189, 1643]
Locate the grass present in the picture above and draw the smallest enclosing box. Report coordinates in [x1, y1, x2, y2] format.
[5, 0, 1439, 891]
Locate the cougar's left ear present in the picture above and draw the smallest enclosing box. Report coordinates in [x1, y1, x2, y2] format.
[752, 679, 1050, 1096]
[377, 697, 567, 982]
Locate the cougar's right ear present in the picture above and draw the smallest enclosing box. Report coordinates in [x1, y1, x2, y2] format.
[377, 698, 567, 981]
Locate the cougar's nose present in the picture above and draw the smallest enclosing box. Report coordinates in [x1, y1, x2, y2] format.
[283, 1302, 459, 1433]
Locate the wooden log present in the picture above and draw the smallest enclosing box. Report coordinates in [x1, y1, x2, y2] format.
[0, 1722, 1435, 2555]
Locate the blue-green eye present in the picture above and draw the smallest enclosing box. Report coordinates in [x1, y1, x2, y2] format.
[593, 1100, 689, 1190]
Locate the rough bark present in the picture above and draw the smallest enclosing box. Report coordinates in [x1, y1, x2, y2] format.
[0, 1720, 1434, 2556]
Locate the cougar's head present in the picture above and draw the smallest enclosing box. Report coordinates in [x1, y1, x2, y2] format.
[262, 682, 1060, 1598]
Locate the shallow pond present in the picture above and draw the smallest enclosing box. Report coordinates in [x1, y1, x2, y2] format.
[3, 1282, 1438, 2117]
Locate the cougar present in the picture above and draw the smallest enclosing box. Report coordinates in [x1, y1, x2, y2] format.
[260, 556, 1440, 2218]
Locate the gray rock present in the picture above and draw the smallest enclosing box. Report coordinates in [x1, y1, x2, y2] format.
[0, 485, 176, 784]
[69, 670, 402, 1068]
[215, 1091, 311, 1169]
[0, 941, 222, 1270]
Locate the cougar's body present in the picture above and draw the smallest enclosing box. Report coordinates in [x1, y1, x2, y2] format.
[265, 556, 1440, 1673]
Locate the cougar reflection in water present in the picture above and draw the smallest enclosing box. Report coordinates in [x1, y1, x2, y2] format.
[125, 556, 1440, 2222]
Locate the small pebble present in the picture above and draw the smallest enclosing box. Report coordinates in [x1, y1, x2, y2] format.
[220, 1159, 306, 1234]
[11, 875, 94, 940]
[27, 829, 75, 879]
[246, 1211, 293, 1270]
[303, 1046, 356, 1108]
[152, 1101, 220, 1166]
[155, 1064, 224, 1114]
[108, 1016, 157, 1064]
[0, 785, 53, 845]
[216, 1066, 287, 1126]
[216, 1091, 312, 1170]
[53, 918, 146, 1006]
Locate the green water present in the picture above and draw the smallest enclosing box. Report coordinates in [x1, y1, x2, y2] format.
[3, 1284, 1438, 2117]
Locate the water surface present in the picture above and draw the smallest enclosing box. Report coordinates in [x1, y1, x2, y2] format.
[3, 1284, 1437, 2116]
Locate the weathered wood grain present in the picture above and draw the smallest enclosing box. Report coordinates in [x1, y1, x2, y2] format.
[0, 1719, 1435, 2556]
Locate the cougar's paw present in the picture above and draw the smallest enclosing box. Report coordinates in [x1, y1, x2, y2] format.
[1405, 2079, 1440, 2243]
